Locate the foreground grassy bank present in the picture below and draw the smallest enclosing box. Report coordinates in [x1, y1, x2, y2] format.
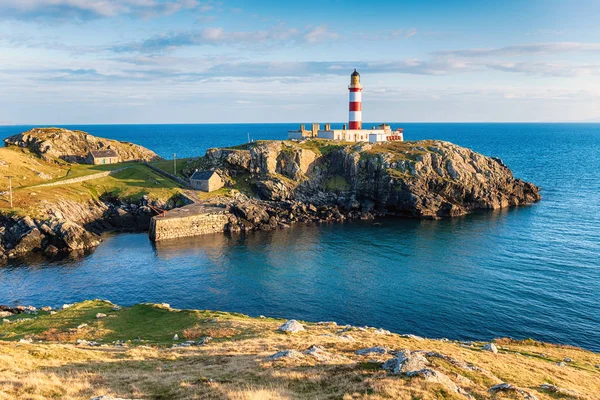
[0, 301, 598, 399]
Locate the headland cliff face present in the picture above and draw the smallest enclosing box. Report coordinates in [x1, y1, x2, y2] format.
[192, 139, 540, 220]
[0, 129, 183, 262]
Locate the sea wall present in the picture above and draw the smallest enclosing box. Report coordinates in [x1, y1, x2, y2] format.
[34, 167, 129, 188]
[149, 208, 231, 241]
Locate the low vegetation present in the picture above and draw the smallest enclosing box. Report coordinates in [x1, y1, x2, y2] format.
[0, 147, 184, 217]
[0, 301, 598, 399]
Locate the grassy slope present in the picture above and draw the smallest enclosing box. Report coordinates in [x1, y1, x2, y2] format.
[0, 301, 598, 400]
[0, 147, 184, 217]
[150, 158, 193, 179]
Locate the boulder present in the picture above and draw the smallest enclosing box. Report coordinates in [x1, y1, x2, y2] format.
[355, 346, 389, 356]
[278, 320, 305, 333]
[482, 343, 498, 354]
[55, 221, 101, 250]
[382, 350, 429, 374]
[303, 345, 339, 362]
[264, 349, 304, 361]
[11, 228, 45, 255]
[489, 383, 539, 400]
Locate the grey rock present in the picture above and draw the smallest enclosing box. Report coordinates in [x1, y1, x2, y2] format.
[489, 383, 539, 400]
[355, 346, 388, 356]
[482, 343, 498, 354]
[382, 350, 429, 374]
[278, 319, 305, 333]
[264, 349, 304, 361]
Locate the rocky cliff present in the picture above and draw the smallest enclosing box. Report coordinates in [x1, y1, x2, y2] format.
[0, 196, 191, 262]
[4, 127, 161, 163]
[190, 139, 540, 219]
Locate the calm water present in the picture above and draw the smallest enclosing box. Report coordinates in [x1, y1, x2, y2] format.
[1, 123, 599, 351]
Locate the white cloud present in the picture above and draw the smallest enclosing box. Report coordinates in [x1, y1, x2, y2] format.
[0, 0, 206, 20]
[304, 25, 339, 44]
[435, 42, 600, 58]
[112, 25, 336, 53]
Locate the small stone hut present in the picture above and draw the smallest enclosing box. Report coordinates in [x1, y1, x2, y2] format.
[190, 170, 224, 192]
[87, 149, 120, 165]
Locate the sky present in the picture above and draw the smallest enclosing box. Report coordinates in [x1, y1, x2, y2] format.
[1, 0, 600, 124]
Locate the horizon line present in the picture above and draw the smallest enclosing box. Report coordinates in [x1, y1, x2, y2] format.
[2, 121, 600, 126]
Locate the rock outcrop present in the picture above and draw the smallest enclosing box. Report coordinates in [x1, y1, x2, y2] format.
[0, 195, 191, 262]
[190, 139, 540, 219]
[4, 127, 161, 163]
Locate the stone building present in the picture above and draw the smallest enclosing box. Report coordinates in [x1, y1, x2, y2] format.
[190, 170, 224, 192]
[87, 149, 120, 165]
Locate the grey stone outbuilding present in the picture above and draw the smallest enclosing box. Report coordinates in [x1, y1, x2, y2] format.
[190, 170, 224, 192]
[87, 149, 120, 165]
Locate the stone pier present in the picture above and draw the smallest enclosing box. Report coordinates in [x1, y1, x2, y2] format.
[149, 203, 231, 241]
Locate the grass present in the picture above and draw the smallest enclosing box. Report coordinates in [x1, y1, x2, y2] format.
[0, 300, 598, 399]
[0, 147, 70, 191]
[150, 158, 194, 178]
[0, 155, 185, 217]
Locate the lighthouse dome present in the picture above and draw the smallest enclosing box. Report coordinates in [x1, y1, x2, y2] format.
[351, 69, 360, 77]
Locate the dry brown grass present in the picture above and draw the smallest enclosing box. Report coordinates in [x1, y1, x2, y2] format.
[0, 304, 599, 400]
[183, 326, 241, 340]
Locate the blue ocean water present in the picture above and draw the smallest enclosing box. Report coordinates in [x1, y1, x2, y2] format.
[1, 123, 599, 351]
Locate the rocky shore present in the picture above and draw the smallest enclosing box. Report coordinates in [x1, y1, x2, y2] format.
[1, 128, 541, 261]
[0, 195, 192, 262]
[0, 300, 597, 399]
[164, 139, 541, 238]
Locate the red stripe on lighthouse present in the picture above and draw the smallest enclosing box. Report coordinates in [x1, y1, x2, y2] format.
[349, 121, 361, 130]
[349, 102, 362, 111]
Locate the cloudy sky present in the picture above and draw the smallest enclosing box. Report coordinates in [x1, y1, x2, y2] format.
[1, 0, 600, 124]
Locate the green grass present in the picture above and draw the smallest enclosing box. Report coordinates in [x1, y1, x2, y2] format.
[150, 158, 193, 178]
[294, 139, 346, 155]
[0, 300, 266, 345]
[0, 301, 115, 341]
[58, 162, 128, 180]
[3, 164, 184, 217]
[99, 304, 211, 343]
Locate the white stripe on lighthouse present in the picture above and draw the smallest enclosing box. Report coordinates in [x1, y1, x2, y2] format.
[349, 91, 362, 102]
[349, 111, 362, 121]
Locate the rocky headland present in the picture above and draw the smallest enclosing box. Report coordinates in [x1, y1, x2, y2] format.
[4, 127, 161, 163]
[1, 128, 541, 261]
[175, 139, 540, 235]
[0, 128, 187, 262]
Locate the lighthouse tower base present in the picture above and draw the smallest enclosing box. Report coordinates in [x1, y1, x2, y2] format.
[288, 123, 403, 143]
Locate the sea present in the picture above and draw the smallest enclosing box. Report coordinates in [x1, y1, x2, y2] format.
[0, 123, 599, 351]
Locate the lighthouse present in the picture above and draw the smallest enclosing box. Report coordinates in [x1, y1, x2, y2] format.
[348, 69, 362, 130]
[287, 69, 403, 142]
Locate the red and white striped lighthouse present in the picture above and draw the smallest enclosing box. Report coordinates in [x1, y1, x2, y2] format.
[348, 69, 362, 130]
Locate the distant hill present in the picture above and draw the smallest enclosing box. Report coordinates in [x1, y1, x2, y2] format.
[4, 127, 162, 163]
